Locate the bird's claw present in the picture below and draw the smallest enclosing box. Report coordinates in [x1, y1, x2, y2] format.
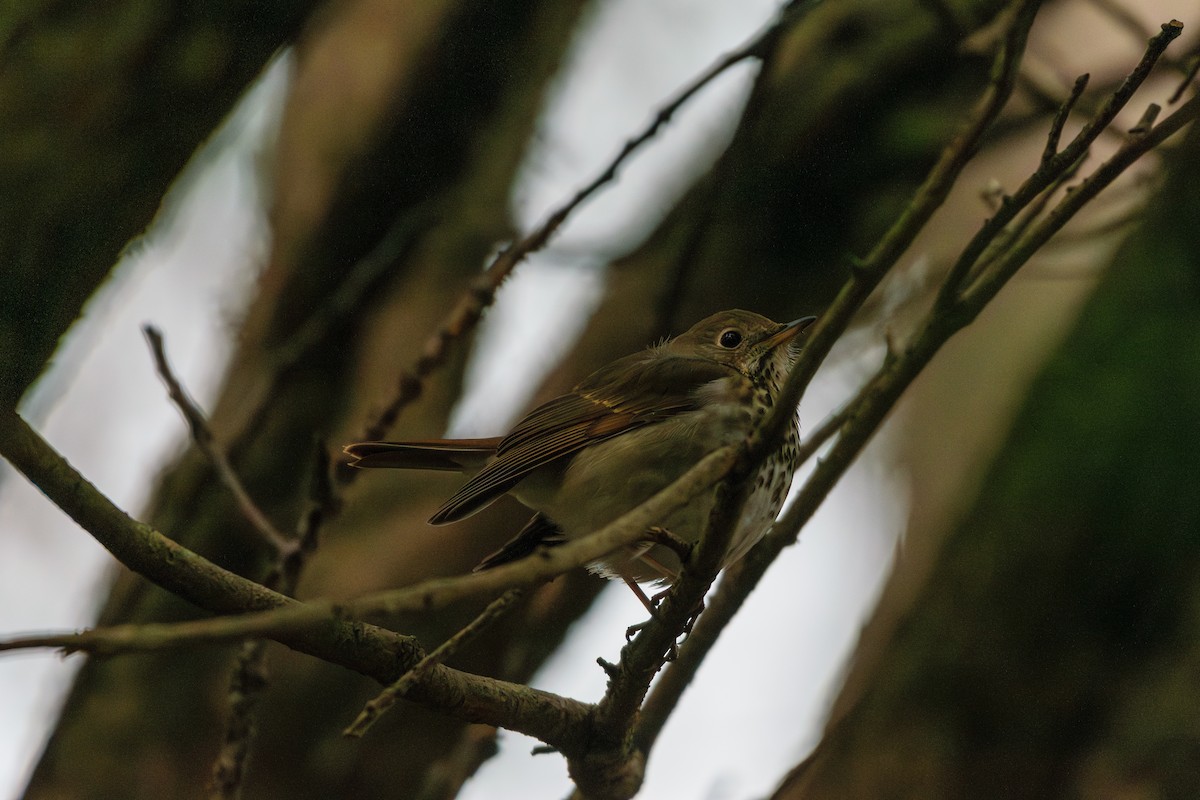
[625, 617, 679, 661]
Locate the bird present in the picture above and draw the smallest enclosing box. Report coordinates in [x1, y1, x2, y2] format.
[345, 309, 815, 598]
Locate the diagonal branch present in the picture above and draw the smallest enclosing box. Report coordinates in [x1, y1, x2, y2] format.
[560, 6, 1049, 789]
[630, 14, 1191, 761]
[0, 444, 739, 654]
[633, 33, 1197, 760]
[144, 325, 294, 556]
[345, 1, 818, 458]
[937, 19, 1183, 305]
[344, 589, 525, 738]
[0, 408, 593, 752]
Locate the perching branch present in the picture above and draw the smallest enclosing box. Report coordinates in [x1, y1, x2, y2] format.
[345, 589, 525, 738]
[0, 408, 594, 752]
[0, 445, 739, 656]
[632, 21, 1196, 759]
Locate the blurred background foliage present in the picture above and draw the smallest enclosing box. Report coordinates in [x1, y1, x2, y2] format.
[1, 0, 1197, 797]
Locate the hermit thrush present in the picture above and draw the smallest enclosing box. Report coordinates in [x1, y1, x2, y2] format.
[345, 309, 815, 587]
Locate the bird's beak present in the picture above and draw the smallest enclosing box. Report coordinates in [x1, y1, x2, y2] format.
[762, 315, 817, 350]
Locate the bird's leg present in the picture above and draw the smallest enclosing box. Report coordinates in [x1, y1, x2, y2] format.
[639, 528, 707, 633]
[620, 531, 702, 659]
[622, 577, 659, 618]
[622, 578, 706, 662]
[623, 577, 676, 657]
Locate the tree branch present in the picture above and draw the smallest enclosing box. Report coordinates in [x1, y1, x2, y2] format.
[0, 408, 593, 752]
[144, 325, 295, 557]
[630, 14, 1193, 762]
[345, 589, 525, 738]
[937, 18, 1183, 305]
[344, 0, 817, 460]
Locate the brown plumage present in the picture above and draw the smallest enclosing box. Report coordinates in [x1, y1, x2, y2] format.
[346, 309, 815, 584]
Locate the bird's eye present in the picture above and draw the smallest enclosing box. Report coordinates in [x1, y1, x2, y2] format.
[718, 329, 743, 349]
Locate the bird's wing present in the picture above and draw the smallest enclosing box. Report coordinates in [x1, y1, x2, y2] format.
[472, 513, 566, 571]
[428, 353, 735, 524]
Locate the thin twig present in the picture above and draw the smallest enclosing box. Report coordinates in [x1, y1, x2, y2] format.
[208, 442, 335, 800]
[937, 19, 1183, 305]
[281, 441, 336, 590]
[961, 90, 1198, 310]
[208, 639, 269, 800]
[1168, 53, 1199, 104]
[968, 151, 1087, 284]
[783, 0, 1044, 434]
[143, 326, 294, 557]
[345, 1, 814, 462]
[1042, 73, 1089, 164]
[144, 329, 332, 800]
[344, 590, 525, 738]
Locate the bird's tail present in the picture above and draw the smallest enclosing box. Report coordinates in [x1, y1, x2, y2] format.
[343, 438, 501, 472]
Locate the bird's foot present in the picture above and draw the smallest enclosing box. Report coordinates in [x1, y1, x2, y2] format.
[621, 583, 706, 662]
[681, 598, 706, 638]
[623, 616, 680, 661]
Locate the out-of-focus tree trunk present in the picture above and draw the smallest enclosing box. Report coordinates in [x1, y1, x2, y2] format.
[0, 0, 320, 408]
[775, 119, 1200, 800]
[24, 2, 589, 797]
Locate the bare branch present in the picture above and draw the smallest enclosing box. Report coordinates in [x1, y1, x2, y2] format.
[346, 1, 816, 457]
[0, 445, 739, 655]
[782, 0, 1045, 437]
[542, 6, 1051, 789]
[345, 589, 524, 738]
[1169, 52, 1199, 103]
[208, 443, 334, 800]
[0, 409, 593, 752]
[629, 16, 1193, 762]
[640, 86, 1197, 761]
[1042, 73, 1090, 164]
[937, 19, 1183, 305]
[961, 90, 1198, 310]
[144, 325, 294, 556]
